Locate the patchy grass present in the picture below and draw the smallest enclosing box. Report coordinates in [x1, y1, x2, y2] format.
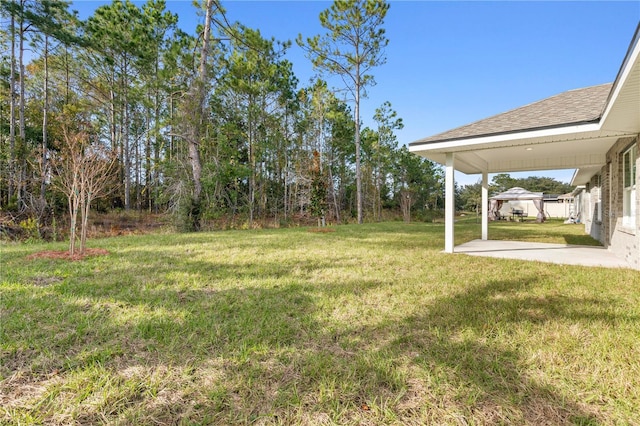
[1, 221, 639, 425]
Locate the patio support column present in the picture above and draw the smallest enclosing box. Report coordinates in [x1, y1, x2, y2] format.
[445, 152, 455, 253]
[481, 171, 488, 240]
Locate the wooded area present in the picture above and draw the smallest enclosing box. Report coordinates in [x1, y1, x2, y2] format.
[0, 0, 445, 236]
[0, 0, 576, 241]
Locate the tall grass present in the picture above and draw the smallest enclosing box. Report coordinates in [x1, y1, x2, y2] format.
[1, 221, 638, 424]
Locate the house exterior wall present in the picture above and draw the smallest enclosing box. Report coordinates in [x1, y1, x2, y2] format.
[573, 190, 585, 224]
[583, 174, 603, 241]
[600, 135, 639, 269]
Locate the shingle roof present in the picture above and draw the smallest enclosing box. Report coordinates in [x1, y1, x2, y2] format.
[410, 83, 613, 145]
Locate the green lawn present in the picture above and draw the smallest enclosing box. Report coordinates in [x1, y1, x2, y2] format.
[1, 221, 639, 425]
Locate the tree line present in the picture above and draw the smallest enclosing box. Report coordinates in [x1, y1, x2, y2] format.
[0, 0, 444, 236]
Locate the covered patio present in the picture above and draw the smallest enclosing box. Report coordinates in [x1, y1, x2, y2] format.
[409, 82, 633, 253]
[455, 239, 631, 268]
[409, 23, 639, 268]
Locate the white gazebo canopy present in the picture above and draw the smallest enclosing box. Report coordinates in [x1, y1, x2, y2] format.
[489, 187, 545, 222]
[490, 187, 542, 201]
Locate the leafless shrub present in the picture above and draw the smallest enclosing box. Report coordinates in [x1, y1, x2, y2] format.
[51, 123, 117, 255]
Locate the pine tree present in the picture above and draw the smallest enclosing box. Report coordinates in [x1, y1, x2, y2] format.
[298, 0, 389, 224]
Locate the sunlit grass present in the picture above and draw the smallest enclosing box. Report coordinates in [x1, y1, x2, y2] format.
[1, 221, 638, 424]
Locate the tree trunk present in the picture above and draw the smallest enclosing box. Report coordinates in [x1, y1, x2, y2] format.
[145, 104, 152, 212]
[109, 75, 119, 207]
[375, 134, 381, 222]
[123, 62, 131, 210]
[8, 5, 16, 202]
[68, 193, 77, 255]
[135, 128, 141, 210]
[80, 187, 95, 255]
[18, 0, 26, 207]
[80, 192, 88, 255]
[355, 72, 362, 224]
[64, 46, 70, 104]
[68, 177, 80, 255]
[329, 157, 340, 223]
[283, 159, 288, 221]
[187, 119, 203, 201]
[168, 95, 173, 160]
[184, 0, 215, 227]
[40, 35, 49, 206]
[153, 92, 160, 213]
[152, 57, 161, 213]
[400, 189, 414, 223]
[248, 105, 255, 227]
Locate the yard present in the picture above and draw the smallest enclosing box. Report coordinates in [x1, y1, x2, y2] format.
[1, 220, 639, 424]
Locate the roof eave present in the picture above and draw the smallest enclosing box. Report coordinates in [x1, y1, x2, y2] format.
[409, 122, 605, 154]
[409, 118, 602, 148]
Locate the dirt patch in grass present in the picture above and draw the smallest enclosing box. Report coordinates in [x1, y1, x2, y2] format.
[307, 227, 336, 233]
[29, 276, 64, 287]
[26, 248, 109, 262]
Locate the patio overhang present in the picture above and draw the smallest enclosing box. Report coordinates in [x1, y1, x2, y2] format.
[408, 23, 640, 255]
[408, 125, 631, 176]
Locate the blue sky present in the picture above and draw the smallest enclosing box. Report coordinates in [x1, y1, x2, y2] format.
[71, 1, 640, 186]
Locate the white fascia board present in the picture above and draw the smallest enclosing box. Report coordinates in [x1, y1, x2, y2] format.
[601, 29, 640, 128]
[409, 123, 603, 153]
[570, 169, 580, 186]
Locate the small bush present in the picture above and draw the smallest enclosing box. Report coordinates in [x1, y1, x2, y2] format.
[176, 197, 202, 232]
[19, 217, 40, 241]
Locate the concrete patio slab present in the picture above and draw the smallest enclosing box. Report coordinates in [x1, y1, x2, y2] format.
[455, 239, 632, 269]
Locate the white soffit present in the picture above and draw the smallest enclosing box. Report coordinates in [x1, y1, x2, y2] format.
[409, 128, 627, 174]
[571, 166, 603, 186]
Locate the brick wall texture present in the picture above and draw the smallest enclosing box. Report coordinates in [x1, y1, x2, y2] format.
[600, 135, 639, 269]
